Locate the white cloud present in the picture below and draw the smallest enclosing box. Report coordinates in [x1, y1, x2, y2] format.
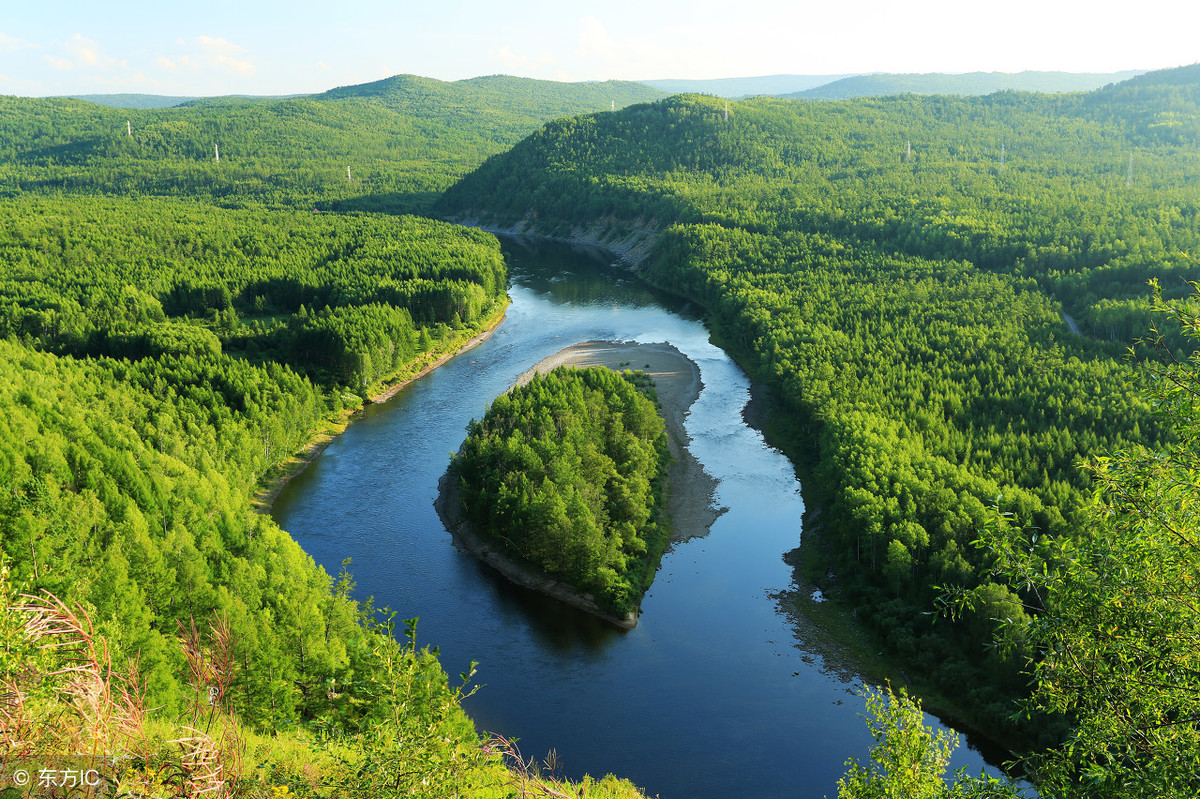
[152, 36, 258, 84]
[0, 31, 37, 52]
[68, 34, 102, 67]
[196, 35, 256, 75]
[569, 15, 735, 81]
[575, 16, 616, 62]
[43, 54, 74, 71]
[488, 45, 556, 74]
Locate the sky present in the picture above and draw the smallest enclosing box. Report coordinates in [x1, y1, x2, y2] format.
[1, 0, 1197, 97]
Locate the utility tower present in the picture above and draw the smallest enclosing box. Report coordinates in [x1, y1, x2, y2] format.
[347, 166, 352, 183]
[126, 120, 132, 137]
[611, 99, 615, 112]
[725, 100, 729, 121]
[905, 141, 912, 162]
[214, 144, 219, 163]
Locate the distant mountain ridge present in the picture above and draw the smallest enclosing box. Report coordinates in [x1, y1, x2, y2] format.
[57, 93, 301, 109]
[6, 73, 667, 215]
[53, 74, 664, 113]
[786, 70, 1147, 99]
[640, 74, 856, 98]
[316, 73, 664, 116]
[53, 69, 1164, 111]
[55, 93, 205, 109]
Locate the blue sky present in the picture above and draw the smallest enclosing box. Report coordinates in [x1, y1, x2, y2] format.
[2, 0, 1198, 97]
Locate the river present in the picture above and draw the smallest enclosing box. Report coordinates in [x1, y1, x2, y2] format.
[272, 238, 995, 798]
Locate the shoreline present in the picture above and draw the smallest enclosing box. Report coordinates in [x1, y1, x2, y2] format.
[435, 340, 723, 629]
[436, 466, 639, 629]
[510, 340, 723, 545]
[252, 301, 508, 513]
[451, 215, 660, 270]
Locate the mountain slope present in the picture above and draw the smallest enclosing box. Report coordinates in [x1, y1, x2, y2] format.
[56, 93, 202, 109]
[319, 73, 663, 118]
[0, 74, 666, 212]
[440, 70, 1200, 745]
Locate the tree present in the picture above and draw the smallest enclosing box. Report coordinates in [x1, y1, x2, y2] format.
[956, 283, 1200, 797]
[838, 684, 1012, 799]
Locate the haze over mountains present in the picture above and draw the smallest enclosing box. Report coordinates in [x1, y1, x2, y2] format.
[56, 68, 1150, 109]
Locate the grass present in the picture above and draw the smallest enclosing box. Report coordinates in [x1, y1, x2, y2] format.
[0, 564, 652, 798]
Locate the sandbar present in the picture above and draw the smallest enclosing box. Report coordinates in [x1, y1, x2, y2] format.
[436, 340, 723, 628]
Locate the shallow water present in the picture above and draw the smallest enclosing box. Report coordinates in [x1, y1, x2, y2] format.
[273, 238, 996, 798]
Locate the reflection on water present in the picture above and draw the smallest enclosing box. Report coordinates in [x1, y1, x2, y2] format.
[272, 238, 996, 798]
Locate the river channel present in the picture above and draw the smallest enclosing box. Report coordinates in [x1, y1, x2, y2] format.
[272, 238, 994, 798]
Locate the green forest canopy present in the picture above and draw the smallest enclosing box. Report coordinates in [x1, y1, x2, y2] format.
[3, 63, 1200, 794]
[454, 366, 670, 618]
[0, 74, 664, 212]
[0, 74, 676, 794]
[439, 63, 1200, 748]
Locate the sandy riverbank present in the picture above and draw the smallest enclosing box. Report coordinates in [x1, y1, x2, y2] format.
[435, 340, 723, 628]
[512, 340, 722, 543]
[455, 216, 660, 269]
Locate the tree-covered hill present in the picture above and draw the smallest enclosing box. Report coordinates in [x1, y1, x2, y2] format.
[55, 93, 205, 109]
[640, 74, 856, 97]
[0, 74, 664, 212]
[316, 73, 664, 122]
[439, 65, 1200, 745]
[0, 195, 510, 720]
[0, 74, 664, 793]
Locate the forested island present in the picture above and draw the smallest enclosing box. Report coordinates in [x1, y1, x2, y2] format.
[444, 365, 671, 625]
[3, 61, 1200, 797]
[441, 63, 1200, 792]
[0, 77, 658, 798]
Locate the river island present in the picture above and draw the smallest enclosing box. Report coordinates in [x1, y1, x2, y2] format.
[436, 340, 721, 627]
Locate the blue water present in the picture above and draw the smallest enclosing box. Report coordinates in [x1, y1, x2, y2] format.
[272, 238, 997, 797]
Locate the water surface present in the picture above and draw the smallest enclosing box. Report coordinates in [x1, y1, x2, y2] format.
[273, 239, 994, 797]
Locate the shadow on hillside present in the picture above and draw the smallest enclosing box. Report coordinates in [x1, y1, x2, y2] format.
[330, 191, 442, 216]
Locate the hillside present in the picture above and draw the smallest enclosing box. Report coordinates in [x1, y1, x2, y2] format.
[55, 93, 203, 109]
[318, 73, 663, 119]
[0, 74, 664, 797]
[439, 66, 1200, 746]
[786, 69, 1145, 99]
[0, 74, 665, 213]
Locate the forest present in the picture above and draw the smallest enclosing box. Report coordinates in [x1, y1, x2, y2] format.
[3, 60, 1200, 796]
[0, 77, 657, 797]
[0, 75, 663, 213]
[452, 366, 670, 618]
[440, 62, 1200, 764]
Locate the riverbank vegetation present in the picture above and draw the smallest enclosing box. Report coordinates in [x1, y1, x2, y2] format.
[841, 287, 1200, 799]
[6, 59, 1200, 794]
[0, 561, 648, 797]
[439, 64, 1200, 770]
[453, 367, 671, 618]
[0, 195, 508, 723]
[0, 74, 671, 795]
